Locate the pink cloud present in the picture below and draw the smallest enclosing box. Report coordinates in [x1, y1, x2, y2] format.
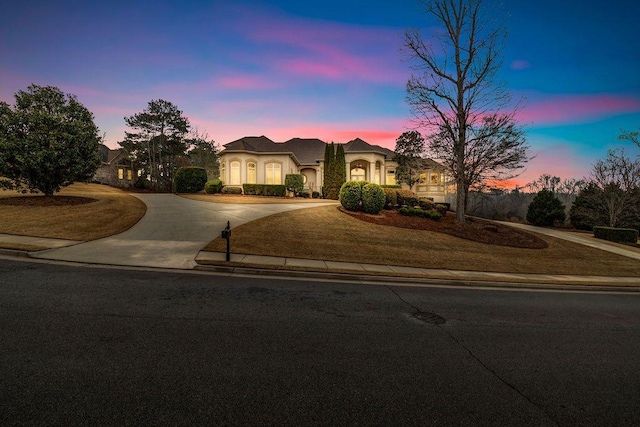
[215, 74, 278, 90]
[510, 60, 531, 70]
[228, 7, 406, 84]
[517, 94, 640, 125]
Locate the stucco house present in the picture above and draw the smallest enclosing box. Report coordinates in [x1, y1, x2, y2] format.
[218, 136, 448, 202]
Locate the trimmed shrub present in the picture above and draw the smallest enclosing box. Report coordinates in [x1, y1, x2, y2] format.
[399, 207, 442, 221]
[173, 167, 207, 193]
[526, 189, 566, 226]
[396, 189, 418, 207]
[383, 188, 397, 209]
[593, 226, 639, 244]
[381, 184, 402, 189]
[435, 203, 449, 216]
[312, 191, 320, 199]
[362, 183, 386, 214]
[205, 179, 222, 194]
[418, 198, 436, 211]
[339, 181, 363, 211]
[264, 185, 287, 196]
[221, 186, 242, 194]
[285, 174, 304, 195]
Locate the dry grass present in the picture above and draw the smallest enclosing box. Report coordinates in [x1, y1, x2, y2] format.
[0, 183, 146, 241]
[203, 205, 640, 277]
[181, 193, 337, 204]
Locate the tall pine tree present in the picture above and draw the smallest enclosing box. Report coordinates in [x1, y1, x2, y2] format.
[335, 143, 346, 191]
[323, 142, 336, 199]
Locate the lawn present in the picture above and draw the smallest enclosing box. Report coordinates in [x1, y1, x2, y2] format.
[0, 183, 146, 245]
[203, 205, 640, 277]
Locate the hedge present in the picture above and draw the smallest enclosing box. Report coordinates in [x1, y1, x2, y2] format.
[593, 226, 639, 244]
[381, 185, 402, 189]
[242, 184, 286, 196]
[396, 189, 418, 207]
[173, 167, 207, 193]
[362, 183, 386, 214]
[205, 179, 222, 194]
[399, 207, 442, 221]
[221, 186, 242, 194]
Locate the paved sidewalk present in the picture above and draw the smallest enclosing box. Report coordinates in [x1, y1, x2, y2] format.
[496, 221, 640, 261]
[195, 251, 640, 286]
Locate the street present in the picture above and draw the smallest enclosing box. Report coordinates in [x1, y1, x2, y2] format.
[1, 258, 639, 425]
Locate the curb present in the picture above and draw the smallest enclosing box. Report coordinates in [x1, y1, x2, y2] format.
[193, 264, 640, 293]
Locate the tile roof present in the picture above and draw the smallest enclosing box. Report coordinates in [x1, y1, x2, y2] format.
[281, 138, 326, 165]
[343, 138, 394, 157]
[222, 136, 289, 153]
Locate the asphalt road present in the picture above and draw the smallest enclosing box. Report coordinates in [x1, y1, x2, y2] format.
[1, 258, 639, 426]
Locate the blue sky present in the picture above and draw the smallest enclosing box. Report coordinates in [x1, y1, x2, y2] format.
[1, 0, 639, 186]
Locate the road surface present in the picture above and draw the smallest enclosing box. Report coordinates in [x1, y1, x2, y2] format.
[1, 258, 639, 425]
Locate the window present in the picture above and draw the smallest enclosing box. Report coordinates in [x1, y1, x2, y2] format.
[247, 162, 256, 184]
[430, 173, 439, 185]
[351, 167, 366, 182]
[375, 169, 380, 184]
[230, 161, 240, 185]
[126, 169, 132, 181]
[419, 172, 427, 184]
[220, 162, 225, 183]
[386, 169, 396, 185]
[117, 168, 124, 180]
[302, 174, 308, 184]
[265, 163, 281, 185]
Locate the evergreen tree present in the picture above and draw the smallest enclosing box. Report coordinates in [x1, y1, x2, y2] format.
[335, 143, 346, 190]
[323, 142, 337, 199]
[0, 85, 101, 196]
[526, 189, 566, 226]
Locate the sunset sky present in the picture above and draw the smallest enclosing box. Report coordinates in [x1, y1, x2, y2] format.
[2, 0, 639, 187]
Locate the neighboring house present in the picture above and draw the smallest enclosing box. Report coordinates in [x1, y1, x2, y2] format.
[94, 144, 135, 188]
[218, 136, 448, 202]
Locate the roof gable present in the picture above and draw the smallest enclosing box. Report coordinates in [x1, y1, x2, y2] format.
[222, 136, 288, 153]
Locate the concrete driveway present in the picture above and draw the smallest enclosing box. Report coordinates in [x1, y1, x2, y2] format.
[32, 194, 336, 269]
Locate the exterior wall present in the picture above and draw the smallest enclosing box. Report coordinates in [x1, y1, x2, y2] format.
[94, 163, 134, 188]
[219, 153, 297, 187]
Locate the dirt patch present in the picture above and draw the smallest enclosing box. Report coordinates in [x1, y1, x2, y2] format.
[342, 209, 548, 249]
[0, 196, 97, 207]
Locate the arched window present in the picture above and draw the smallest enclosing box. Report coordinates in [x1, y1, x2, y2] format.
[230, 161, 240, 185]
[265, 163, 281, 185]
[247, 162, 256, 184]
[351, 167, 366, 182]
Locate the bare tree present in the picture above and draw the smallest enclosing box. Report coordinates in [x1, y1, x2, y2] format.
[619, 128, 640, 148]
[404, 0, 530, 222]
[591, 148, 640, 227]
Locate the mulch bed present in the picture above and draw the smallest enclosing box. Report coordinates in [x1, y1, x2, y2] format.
[343, 208, 548, 249]
[0, 196, 98, 207]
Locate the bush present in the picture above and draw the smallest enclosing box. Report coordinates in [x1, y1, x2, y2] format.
[362, 183, 386, 214]
[399, 207, 442, 221]
[221, 186, 242, 194]
[418, 198, 436, 211]
[205, 179, 222, 194]
[285, 174, 304, 195]
[381, 185, 402, 189]
[396, 189, 418, 207]
[134, 179, 150, 190]
[593, 226, 639, 244]
[173, 167, 207, 193]
[383, 188, 397, 209]
[241, 184, 286, 196]
[312, 191, 320, 199]
[339, 181, 363, 211]
[526, 189, 566, 226]
[435, 203, 449, 216]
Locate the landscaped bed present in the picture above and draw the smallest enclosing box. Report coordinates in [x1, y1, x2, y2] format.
[202, 205, 640, 277]
[0, 183, 147, 244]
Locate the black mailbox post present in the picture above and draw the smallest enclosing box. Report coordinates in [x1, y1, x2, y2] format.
[221, 221, 231, 261]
